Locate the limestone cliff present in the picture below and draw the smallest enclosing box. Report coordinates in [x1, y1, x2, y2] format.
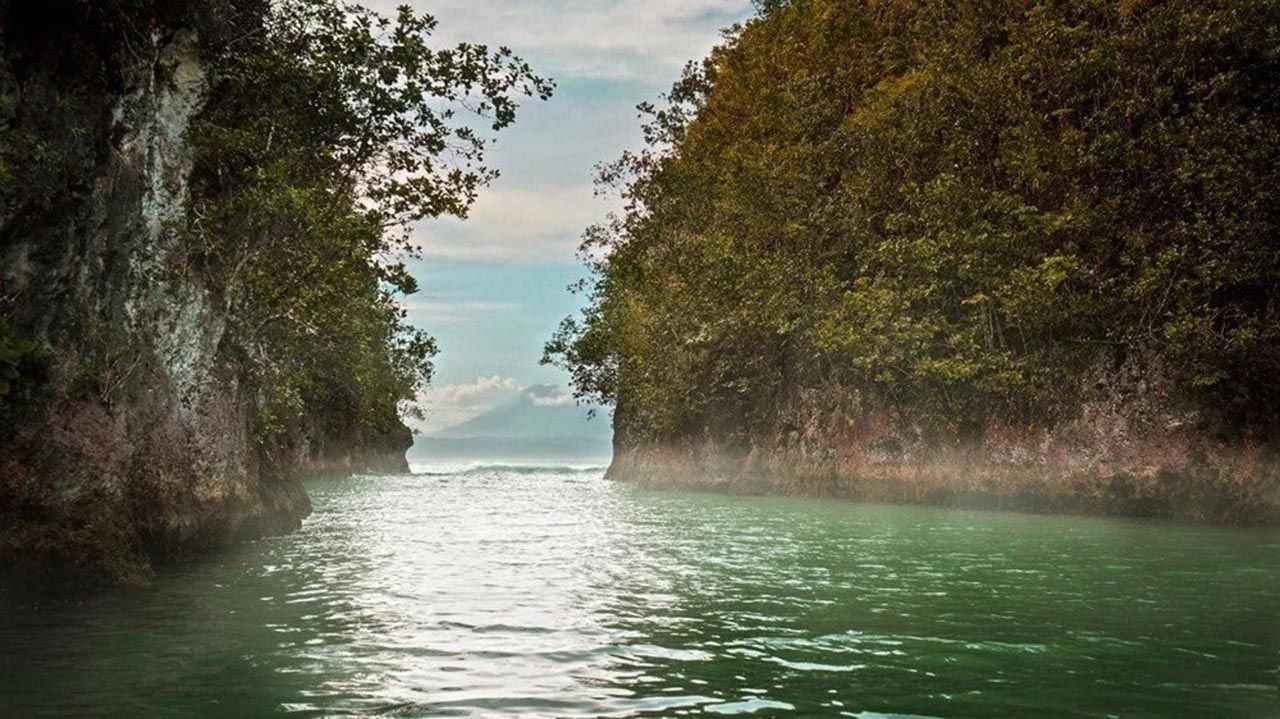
[609, 355, 1280, 525]
[0, 2, 409, 583]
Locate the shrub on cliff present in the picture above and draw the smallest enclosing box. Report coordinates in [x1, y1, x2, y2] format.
[188, 0, 552, 440]
[0, 317, 29, 404]
[546, 0, 1280, 444]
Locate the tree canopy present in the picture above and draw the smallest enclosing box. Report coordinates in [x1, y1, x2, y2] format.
[191, 0, 552, 439]
[546, 0, 1280, 445]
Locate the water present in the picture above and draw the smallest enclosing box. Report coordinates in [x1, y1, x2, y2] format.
[1, 464, 1277, 718]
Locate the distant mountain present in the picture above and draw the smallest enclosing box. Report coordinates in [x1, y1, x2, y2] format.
[412, 385, 612, 461]
[432, 384, 611, 440]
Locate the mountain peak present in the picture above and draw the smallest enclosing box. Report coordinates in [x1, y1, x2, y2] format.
[430, 384, 610, 441]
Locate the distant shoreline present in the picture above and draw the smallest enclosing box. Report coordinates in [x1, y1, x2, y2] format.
[410, 435, 612, 464]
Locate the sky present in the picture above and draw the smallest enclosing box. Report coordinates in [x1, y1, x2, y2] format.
[359, 0, 756, 433]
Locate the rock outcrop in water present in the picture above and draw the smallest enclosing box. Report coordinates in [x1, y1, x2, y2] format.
[609, 355, 1280, 525]
[0, 3, 411, 584]
[550, 0, 1280, 524]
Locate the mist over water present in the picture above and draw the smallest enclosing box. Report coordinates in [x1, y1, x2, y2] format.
[1, 466, 1276, 718]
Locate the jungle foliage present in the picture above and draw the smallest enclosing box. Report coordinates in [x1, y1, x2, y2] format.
[190, 0, 551, 439]
[546, 0, 1280, 444]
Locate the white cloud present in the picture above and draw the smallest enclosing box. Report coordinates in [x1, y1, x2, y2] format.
[411, 378, 590, 433]
[362, 0, 751, 80]
[412, 183, 613, 260]
[414, 375, 523, 433]
[427, 375, 520, 407]
[527, 384, 576, 407]
[401, 298, 522, 323]
[349, 1, 755, 261]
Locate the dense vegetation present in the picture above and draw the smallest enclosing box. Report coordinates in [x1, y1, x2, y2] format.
[0, 0, 548, 439]
[189, 0, 551, 440]
[547, 0, 1280, 445]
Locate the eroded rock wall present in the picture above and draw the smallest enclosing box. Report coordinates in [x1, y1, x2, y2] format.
[609, 357, 1280, 525]
[0, 3, 407, 584]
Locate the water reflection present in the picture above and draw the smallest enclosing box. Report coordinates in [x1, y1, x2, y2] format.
[1, 466, 1277, 718]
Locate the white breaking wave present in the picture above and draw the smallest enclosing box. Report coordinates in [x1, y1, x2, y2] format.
[409, 461, 608, 477]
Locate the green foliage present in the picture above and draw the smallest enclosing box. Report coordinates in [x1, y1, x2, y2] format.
[190, 0, 550, 440]
[547, 0, 1280, 443]
[0, 317, 31, 403]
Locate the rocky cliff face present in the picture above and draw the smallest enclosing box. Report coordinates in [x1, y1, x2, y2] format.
[610, 356, 1280, 525]
[0, 3, 409, 584]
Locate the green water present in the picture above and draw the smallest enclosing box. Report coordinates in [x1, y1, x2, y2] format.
[1, 465, 1277, 718]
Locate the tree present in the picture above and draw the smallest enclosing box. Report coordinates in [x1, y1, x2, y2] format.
[191, 0, 553, 439]
[548, 0, 1280, 445]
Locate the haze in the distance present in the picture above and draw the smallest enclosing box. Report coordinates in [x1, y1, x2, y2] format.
[358, 1, 755, 455]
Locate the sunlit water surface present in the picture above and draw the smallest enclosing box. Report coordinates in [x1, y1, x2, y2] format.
[1, 464, 1277, 718]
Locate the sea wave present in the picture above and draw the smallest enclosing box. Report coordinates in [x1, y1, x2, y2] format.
[410, 462, 609, 477]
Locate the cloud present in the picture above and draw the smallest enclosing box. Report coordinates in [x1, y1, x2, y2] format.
[350, 1, 755, 261]
[414, 375, 523, 433]
[361, 0, 751, 80]
[527, 384, 576, 407]
[412, 183, 612, 260]
[426, 375, 521, 408]
[411, 378, 589, 433]
[401, 298, 522, 323]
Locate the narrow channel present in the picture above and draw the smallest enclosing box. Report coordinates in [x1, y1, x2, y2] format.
[3, 465, 1275, 718]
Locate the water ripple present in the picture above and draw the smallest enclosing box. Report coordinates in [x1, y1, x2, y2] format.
[1, 467, 1277, 718]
